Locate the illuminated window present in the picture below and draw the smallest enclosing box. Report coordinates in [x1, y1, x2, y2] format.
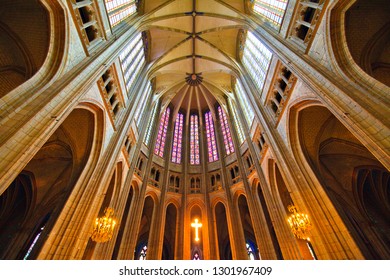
[246, 242, 256, 260]
[119, 33, 145, 93]
[23, 226, 45, 260]
[229, 99, 245, 144]
[242, 31, 272, 94]
[190, 115, 200, 165]
[135, 82, 152, 127]
[193, 252, 201, 260]
[104, 0, 137, 27]
[235, 80, 254, 127]
[253, 0, 288, 28]
[205, 111, 218, 162]
[171, 113, 184, 164]
[218, 106, 235, 155]
[139, 245, 147, 260]
[144, 102, 158, 145]
[154, 107, 170, 157]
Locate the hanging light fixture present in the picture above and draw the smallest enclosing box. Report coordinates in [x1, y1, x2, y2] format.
[91, 207, 117, 243]
[287, 205, 312, 240]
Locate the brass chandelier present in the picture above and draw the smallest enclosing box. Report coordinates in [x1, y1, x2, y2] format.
[91, 207, 117, 243]
[287, 205, 312, 240]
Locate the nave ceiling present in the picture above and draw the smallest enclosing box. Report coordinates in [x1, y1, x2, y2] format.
[139, 0, 250, 114]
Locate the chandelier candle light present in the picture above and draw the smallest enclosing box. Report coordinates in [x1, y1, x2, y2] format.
[287, 205, 312, 240]
[91, 207, 117, 243]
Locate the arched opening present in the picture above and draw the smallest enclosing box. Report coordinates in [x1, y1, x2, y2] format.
[237, 195, 259, 260]
[112, 184, 135, 259]
[295, 104, 390, 259]
[256, 182, 283, 259]
[0, 108, 96, 259]
[271, 162, 316, 260]
[214, 202, 232, 260]
[190, 205, 203, 260]
[162, 203, 178, 260]
[0, 173, 35, 255]
[83, 163, 121, 259]
[344, 0, 390, 86]
[0, 0, 51, 97]
[135, 196, 155, 260]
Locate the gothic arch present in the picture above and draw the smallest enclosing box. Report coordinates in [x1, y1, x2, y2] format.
[289, 102, 390, 259]
[268, 159, 292, 213]
[213, 201, 232, 260]
[162, 203, 178, 260]
[82, 161, 123, 259]
[112, 181, 137, 259]
[0, 0, 66, 98]
[135, 195, 156, 260]
[236, 194, 258, 260]
[252, 178, 283, 259]
[329, 0, 390, 89]
[0, 105, 103, 259]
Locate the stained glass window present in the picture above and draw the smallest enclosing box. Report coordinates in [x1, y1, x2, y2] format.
[190, 115, 200, 165]
[229, 99, 245, 144]
[154, 107, 170, 157]
[171, 113, 184, 164]
[253, 0, 288, 28]
[144, 102, 158, 145]
[218, 106, 235, 155]
[104, 0, 137, 27]
[193, 252, 201, 260]
[246, 242, 256, 260]
[139, 245, 147, 260]
[235, 79, 254, 127]
[205, 111, 218, 162]
[242, 31, 272, 94]
[119, 33, 145, 93]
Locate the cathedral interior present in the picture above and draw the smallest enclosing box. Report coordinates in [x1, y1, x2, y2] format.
[0, 0, 389, 260]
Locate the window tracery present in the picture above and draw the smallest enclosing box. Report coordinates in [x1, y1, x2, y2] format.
[242, 31, 272, 93]
[190, 115, 200, 165]
[119, 33, 145, 93]
[104, 0, 137, 27]
[218, 106, 235, 155]
[171, 113, 184, 164]
[253, 0, 288, 29]
[205, 111, 218, 162]
[154, 107, 170, 157]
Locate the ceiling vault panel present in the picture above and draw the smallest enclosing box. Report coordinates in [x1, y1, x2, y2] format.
[143, 0, 245, 113]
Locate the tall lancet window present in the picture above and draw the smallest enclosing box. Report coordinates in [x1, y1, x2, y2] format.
[190, 115, 200, 165]
[242, 31, 272, 93]
[229, 99, 245, 144]
[171, 113, 184, 164]
[119, 33, 145, 93]
[253, 0, 288, 29]
[235, 79, 254, 127]
[135, 82, 152, 128]
[218, 106, 235, 155]
[104, 0, 137, 27]
[205, 111, 218, 162]
[144, 102, 158, 145]
[154, 107, 170, 157]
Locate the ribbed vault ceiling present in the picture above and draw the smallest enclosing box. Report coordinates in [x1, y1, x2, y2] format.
[140, 0, 248, 113]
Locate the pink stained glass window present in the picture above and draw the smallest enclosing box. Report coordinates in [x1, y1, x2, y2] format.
[190, 115, 200, 165]
[171, 113, 184, 164]
[218, 106, 235, 155]
[205, 111, 218, 162]
[154, 107, 170, 157]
